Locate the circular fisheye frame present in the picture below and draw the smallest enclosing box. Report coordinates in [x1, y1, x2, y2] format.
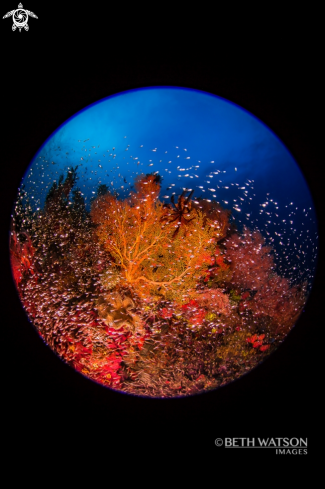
[9, 87, 318, 397]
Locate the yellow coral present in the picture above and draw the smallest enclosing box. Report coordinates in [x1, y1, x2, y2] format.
[205, 312, 217, 321]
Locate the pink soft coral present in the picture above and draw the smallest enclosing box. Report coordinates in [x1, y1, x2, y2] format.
[225, 227, 274, 290]
[250, 274, 305, 332]
[225, 226, 305, 334]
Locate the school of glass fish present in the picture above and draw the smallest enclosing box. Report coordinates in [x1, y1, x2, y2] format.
[10, 141, 318, 397]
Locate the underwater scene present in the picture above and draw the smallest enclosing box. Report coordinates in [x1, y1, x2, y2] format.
[9, 87, 318, 397]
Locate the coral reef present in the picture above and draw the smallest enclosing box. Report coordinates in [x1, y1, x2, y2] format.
[195, 288, 232, 316]
[10, 169, 307, 397]
[225, 226, 274, 290]
[100, 267, 121, 290]
[96, 291, 144, 334]
[91, 174, 225, 302]
[160, 189, 196, 238]
[10, 231, 37, 287]
[224, 226, 306, 336]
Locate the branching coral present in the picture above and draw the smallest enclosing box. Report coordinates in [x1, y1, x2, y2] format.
[91, 174, 229, 302]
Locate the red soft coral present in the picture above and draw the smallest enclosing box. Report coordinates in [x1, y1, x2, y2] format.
[160, 307, 173, 319]
[10, 231, 37, 287]
[246, 334, 270, 352]
[181, 300, 205, 326]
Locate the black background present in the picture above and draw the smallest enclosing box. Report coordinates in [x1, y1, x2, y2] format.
[1, 4, 323, 465]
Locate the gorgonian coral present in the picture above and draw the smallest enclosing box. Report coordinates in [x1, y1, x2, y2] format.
[91, 174, 230, 302]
